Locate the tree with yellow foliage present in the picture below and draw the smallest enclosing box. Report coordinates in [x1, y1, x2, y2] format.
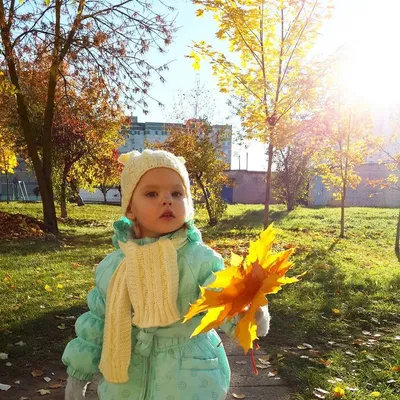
[189, 0, 332, 227]
[0, 133, 18, 203]
[312, 91, 375, 238]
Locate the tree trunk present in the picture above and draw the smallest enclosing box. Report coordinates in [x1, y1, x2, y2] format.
[100, 186, 108, 204]
[37, 166, 59, 232]
[75, 195, 85, 206]
[197, 177, 216, 226]
[287, 196, 295, 212]
[0, 14, 58, 232]
[264, 142, 274, 228]
[340, 183, 346, 238]
[60, 178, 67, 219]
[395, 207, 400, 257]
[5, 169, 9, 204]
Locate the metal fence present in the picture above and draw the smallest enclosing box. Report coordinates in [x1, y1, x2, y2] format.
[0, 181, 40, 202]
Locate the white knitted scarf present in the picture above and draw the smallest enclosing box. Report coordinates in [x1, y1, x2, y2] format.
[99, 235, 187, 383]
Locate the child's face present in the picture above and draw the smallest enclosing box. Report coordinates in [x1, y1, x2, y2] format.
[127, 168, 189, 238]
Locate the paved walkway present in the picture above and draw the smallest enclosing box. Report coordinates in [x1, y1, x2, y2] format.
[86, 333, 292, 400]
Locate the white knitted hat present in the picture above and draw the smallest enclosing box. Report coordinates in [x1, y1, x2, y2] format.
[118, 149, 194, 221]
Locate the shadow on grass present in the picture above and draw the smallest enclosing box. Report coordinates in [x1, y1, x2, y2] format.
[201, 208, 290, 239]
[259, 242, 381, 391]
[0, 231, 113, 256]
[0, 304, 87, 378]
[59, 217, 111, 228]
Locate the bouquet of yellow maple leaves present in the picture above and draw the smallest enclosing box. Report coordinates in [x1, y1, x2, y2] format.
[183, 224, 303, 374]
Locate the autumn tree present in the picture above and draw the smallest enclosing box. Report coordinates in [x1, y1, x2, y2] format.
[0, 0, 176, 232]
[189, 0, 332, 227]
[0, 131, 17, 203]
[273, 140, 311, 211]
[85, 149, 123, 205]
[312, 93, 375, 238]
[149, 119, 230, 226]
[367, 136, 400, 255]
[51, 77, 126, 218]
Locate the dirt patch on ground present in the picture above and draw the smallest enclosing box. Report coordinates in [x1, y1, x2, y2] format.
[0, 361, 67, 400]
[0, 211, 48, 240]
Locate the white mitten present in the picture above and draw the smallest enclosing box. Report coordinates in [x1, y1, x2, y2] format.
[65, 376, 89, 400]
[255, 304, 271, 337]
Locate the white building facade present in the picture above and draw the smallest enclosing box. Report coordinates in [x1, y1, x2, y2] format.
[119, 116, 232, 167]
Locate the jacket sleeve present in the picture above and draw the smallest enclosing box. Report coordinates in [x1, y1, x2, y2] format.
[62, 250, 123, 381]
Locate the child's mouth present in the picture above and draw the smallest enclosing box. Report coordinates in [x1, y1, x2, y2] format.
[160, 210, 175, 219]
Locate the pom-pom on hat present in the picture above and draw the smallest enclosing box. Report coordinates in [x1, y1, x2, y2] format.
[118, 149, 194, 221]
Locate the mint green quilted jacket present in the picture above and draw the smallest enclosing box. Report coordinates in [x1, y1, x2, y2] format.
[62, 219, 232, 400]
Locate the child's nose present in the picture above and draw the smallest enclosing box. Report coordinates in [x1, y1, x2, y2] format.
[162, 194, 172, 205]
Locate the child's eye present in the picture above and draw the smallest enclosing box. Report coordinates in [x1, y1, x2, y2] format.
[146, 192, 158, 197]
[172, 191, 183, 197]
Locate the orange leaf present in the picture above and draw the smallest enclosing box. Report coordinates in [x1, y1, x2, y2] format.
[31, 369, 44, 377]
[184, 225, 302, 354]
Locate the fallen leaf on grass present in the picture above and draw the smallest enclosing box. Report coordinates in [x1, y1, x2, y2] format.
[37, 389, 50, 395]
[44, 285, 52, 292]
[370, 392, 380, 397]
[257, 357, 270, 366]
[43, 377, 51, 383]
[345, 386, 359, 391]
[0, 383, 11, 391]
[318, 359, 332, 367]
[267, 369, 278, 377]
[333, 387, 345, 397]
[31, 369, 44, 377]
[57, 323, 67, 330]
[48, 383, 62, 389]
[392, 365, 399, 371]
[0, 353, 8, 360]
[232, 394, 246, 399]
[313, 387, 329, 399]
[332, 308, 341, 315]
[15, 341, 26, 346]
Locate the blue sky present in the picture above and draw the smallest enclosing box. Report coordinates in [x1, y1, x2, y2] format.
[133, 0, 398, 170]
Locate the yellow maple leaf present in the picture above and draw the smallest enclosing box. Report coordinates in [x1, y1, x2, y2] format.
[184, 224, 302, 355]
[44, 284, 52, 292]
[195, 9, 204, 17]
[333, 387, 345, 397]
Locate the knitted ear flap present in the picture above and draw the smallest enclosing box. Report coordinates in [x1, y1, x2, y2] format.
[118, 150, 141, 166]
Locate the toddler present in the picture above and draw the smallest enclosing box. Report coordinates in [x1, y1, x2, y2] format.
[62, 150, 270, 400]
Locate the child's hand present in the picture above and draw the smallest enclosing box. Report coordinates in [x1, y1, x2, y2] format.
[65, 376, 89, 400]
[255, 305, 270, 337]
[235, 304, 270, 337]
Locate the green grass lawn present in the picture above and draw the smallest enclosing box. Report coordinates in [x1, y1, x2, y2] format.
[1, 202, 400, 399]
